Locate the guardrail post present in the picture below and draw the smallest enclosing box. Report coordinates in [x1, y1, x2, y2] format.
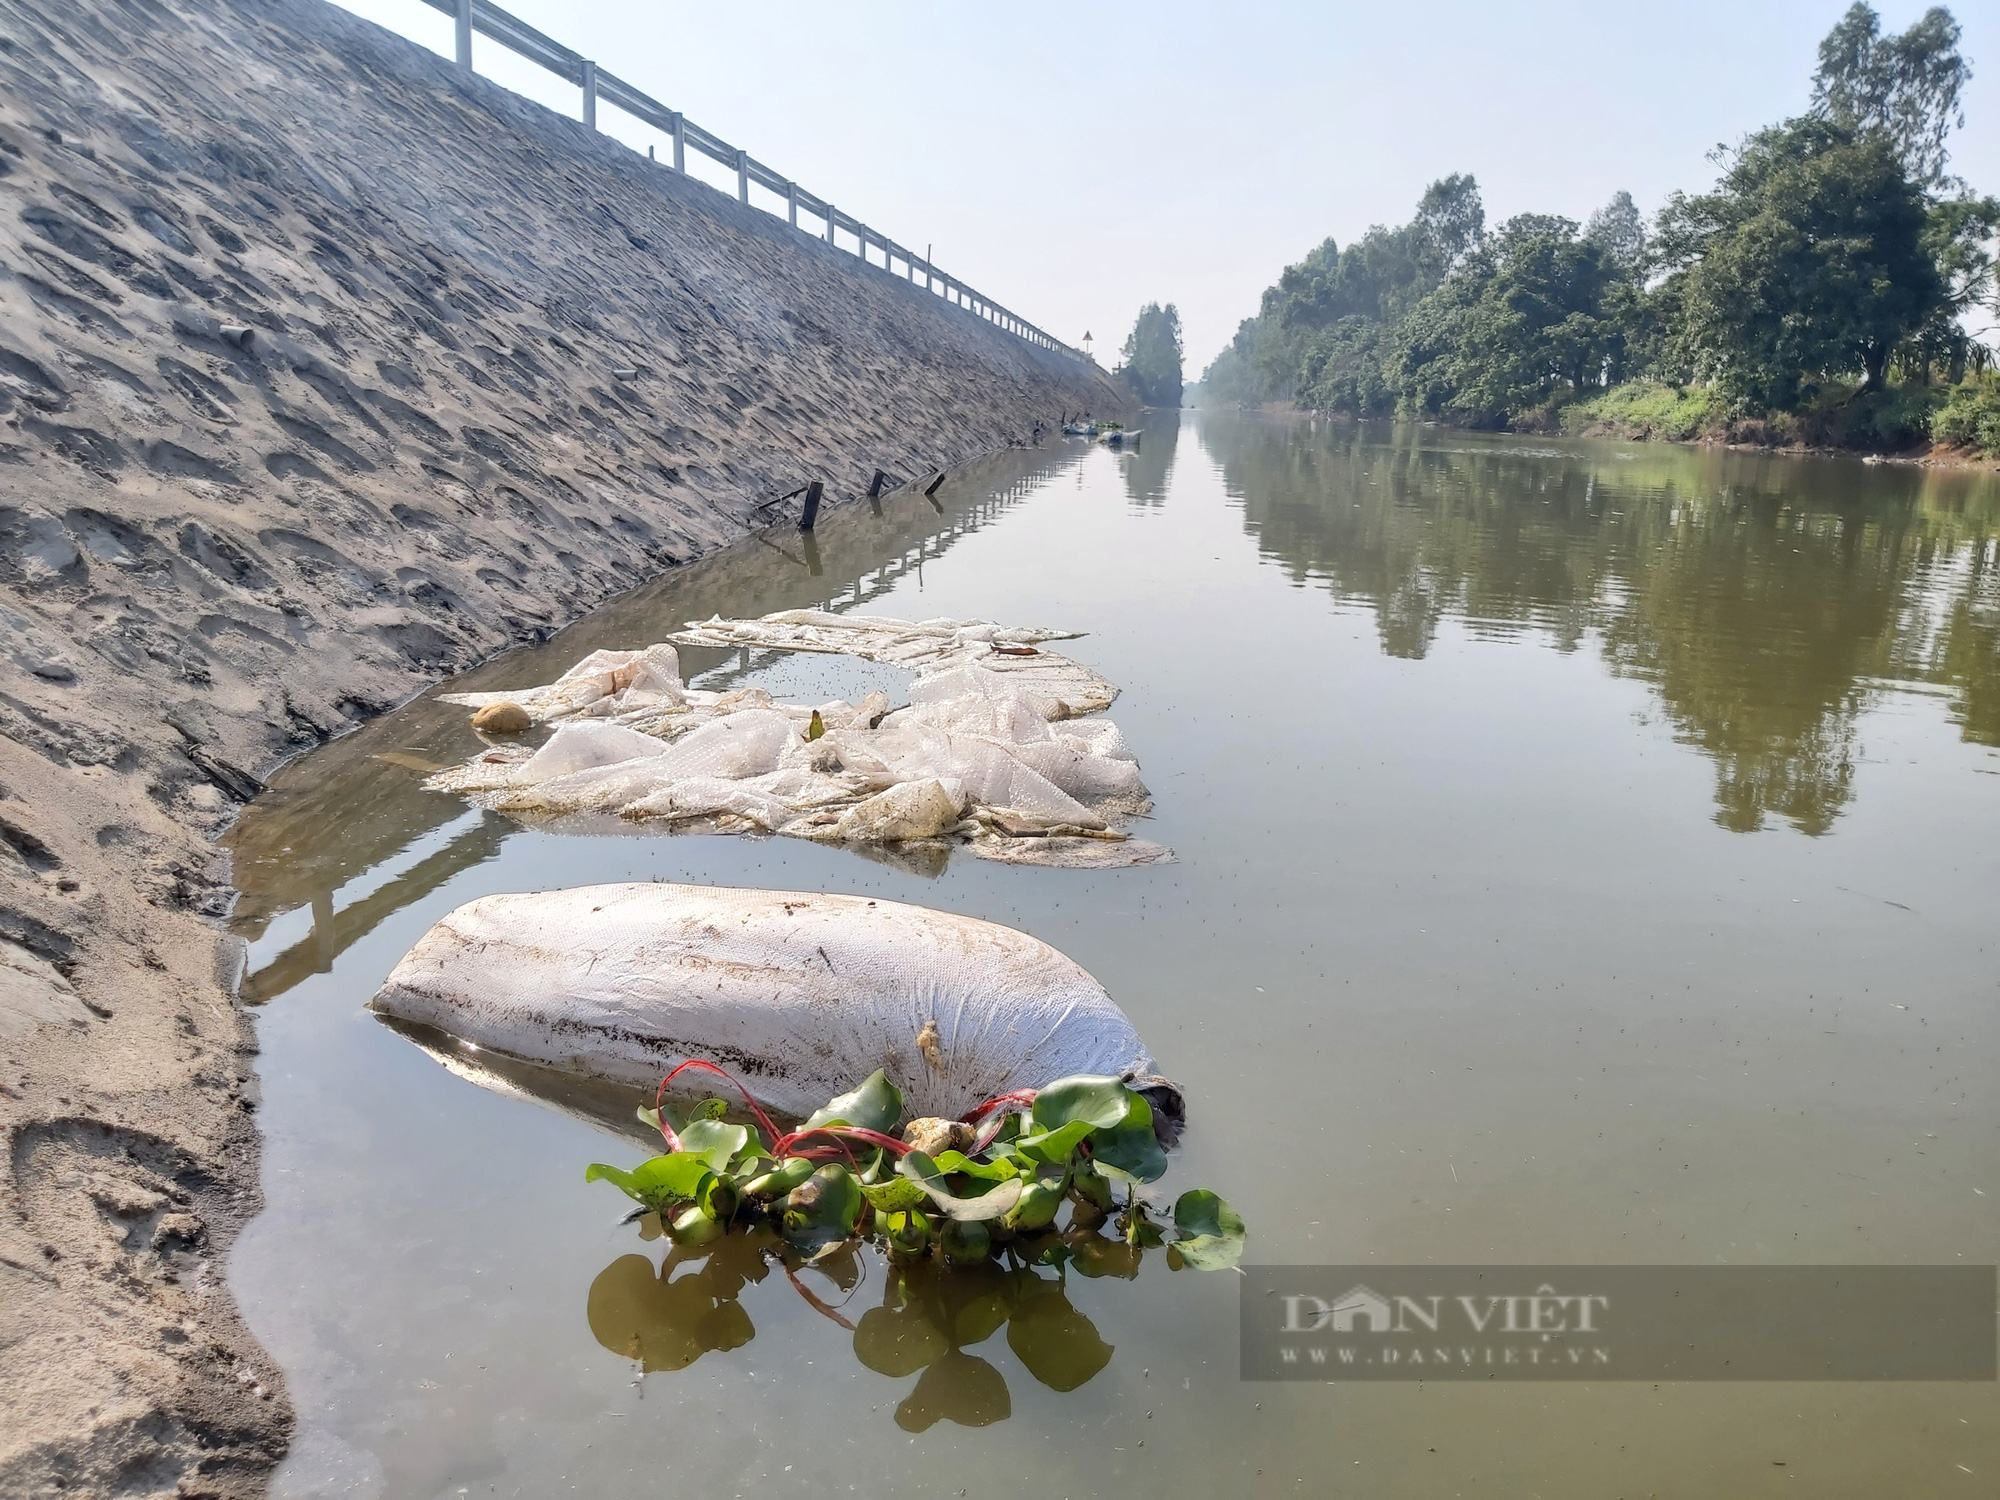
[454, 0, 473, 68]
[736, 150, 749, 204]
[825, 204, 835, 246]
[787, 183, 798, 228]
[671, 113, 685, 171]
[581, 59, 596, 128]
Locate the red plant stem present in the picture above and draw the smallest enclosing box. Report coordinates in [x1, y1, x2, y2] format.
[962, 1088, 1037, 1124]
[650, 1060, 921, 1167]
[648, 1099, 680, 1153]
[773, 1125, 913, 1161]
[653, 1058, 785, 1148]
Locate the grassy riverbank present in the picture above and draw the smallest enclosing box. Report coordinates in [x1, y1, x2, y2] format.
[1553, 378, 2000, 463]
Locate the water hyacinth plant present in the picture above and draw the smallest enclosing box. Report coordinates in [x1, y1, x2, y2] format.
[586, 1061, 1245, 1274]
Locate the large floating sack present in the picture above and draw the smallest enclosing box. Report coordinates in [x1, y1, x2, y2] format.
[371, 882, 1175, 1121]
[430, 613, 1170, 868]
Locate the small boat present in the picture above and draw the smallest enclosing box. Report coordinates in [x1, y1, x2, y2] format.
[1062, 422, 1097, 437]
[1099, 429, 1140, 450]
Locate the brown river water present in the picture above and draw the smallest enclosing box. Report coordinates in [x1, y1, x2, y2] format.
[225, 414, 2000, 1497]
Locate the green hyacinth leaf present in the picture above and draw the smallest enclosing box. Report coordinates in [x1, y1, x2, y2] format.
[1002, 1178, 1065, 1233]
[1170, 1189, 1247, 1270]
[587, 1152, 714, 1211]
[669, 1202, 724, 1246]
[804, 1068, 906, 1134]
[1090, 1091, 1167, 1183]
[741, 1157, 817, 1200]
[899, 1149, 1025, 1222]
[860, 1177, 932, 1213]
[929, 1150, 1020, 1183]
[781, 1164, 864, 1249]
[676, 1118, 751, 1175]
[1012, 1119, 1095, 1167]
[1029, 1075, 1137, 1133]
[584, 1161, 643, 1200]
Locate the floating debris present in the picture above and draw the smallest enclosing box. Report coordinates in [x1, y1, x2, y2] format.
[433, 611, 1169, 867]
[470, 700, 532, 733]
[372, 882, 1177, 1121]
[580, 1062, 1244, 1272]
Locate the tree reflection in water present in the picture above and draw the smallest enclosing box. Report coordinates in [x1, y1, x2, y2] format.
[586, 1226, 1127, 1430]
[1197, 414, 2000, 835]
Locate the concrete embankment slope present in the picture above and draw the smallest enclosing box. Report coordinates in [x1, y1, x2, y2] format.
[0, 0, 1128, 1489]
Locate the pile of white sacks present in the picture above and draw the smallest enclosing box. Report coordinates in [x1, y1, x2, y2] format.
[431, 611, 1167, 867]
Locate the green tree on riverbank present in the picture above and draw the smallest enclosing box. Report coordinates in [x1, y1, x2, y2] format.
[1117, 303, 1184, 407]
[1653, 117, 1941, 406]
[1199, 3, 2000, 456]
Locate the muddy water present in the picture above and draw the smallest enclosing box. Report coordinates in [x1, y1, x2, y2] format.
[227, 418, 2000, 1498]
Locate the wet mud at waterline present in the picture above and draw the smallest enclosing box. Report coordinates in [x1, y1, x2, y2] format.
[227, 418, 2000, 1498]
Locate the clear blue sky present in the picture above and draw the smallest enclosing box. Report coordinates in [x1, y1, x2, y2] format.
[334, 1, 1999, 372]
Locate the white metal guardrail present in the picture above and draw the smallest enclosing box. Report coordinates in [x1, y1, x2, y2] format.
[417, 0, 1080, 359]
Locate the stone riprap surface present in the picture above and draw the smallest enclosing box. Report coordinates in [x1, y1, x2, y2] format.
[0, 0, 1128, 1491]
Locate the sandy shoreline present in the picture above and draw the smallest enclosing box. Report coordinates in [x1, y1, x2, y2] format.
[0, 0, 1126, 1491]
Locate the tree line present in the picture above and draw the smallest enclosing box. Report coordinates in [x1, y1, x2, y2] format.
[1195, 4, 2000, 456]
